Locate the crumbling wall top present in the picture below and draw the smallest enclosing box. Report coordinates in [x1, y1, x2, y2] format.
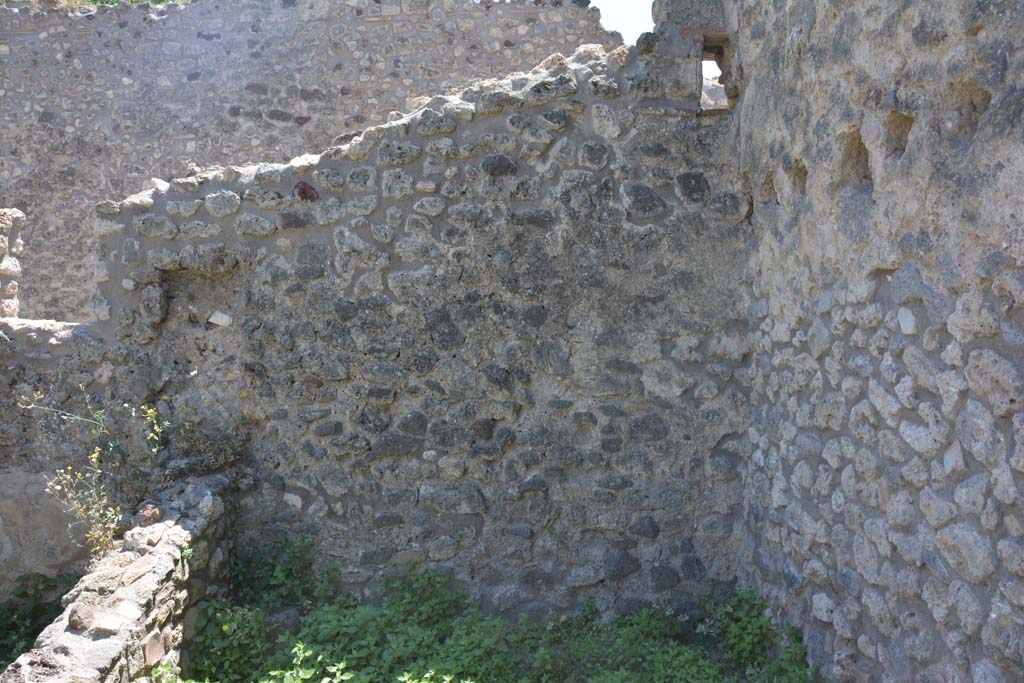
[0, 0, 620, 322]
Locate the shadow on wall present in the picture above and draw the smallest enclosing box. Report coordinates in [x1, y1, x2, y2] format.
[0, 470, 89, 602]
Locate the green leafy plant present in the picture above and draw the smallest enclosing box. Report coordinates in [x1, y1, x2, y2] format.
[190, 601, 273, 683]
[263, 642, 353, 683]
[408, 613, 519, 682]
[140, 403, 172, 462]
[397, 673, 465, 683]
[0, 573, 77, 670]
[153, 540, 816, 683]
[380, 568, 466, 633]
[745, 628, 819, 683]
[586, 671, 632, 683]
[232, 536, 317, 611]
[698, 590, 776, 670]
[151, 662, 192, 683]
[44, 447, 122, 556]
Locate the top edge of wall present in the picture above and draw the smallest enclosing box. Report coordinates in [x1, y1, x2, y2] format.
[0, 0, 603, 21]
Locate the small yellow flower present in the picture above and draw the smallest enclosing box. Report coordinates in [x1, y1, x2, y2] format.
[227, 372, 233, 379]
[222, 624, 231, 632]
[204, 398, 210, 404]
[241, 390, 248, 399]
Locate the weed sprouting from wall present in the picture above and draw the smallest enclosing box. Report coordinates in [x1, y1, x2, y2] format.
[17, 389, 168, 558]
[15, 388, 242, 561]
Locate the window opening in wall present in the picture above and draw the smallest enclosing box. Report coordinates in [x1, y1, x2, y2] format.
[701, 60, 728, 109]
[701, 36, 734, 111]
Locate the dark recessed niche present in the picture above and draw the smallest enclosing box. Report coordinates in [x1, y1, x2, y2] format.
[883, 111, 915, 159]
[835, 126, 873, 194]
[789, 159, 808, 195]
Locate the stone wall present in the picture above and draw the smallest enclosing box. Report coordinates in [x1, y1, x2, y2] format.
[0, 318, 96, 599]
[720, 0, 1024, 680]
[80, 38, 754, 618]
[0, 313, 182, 600]
[0, 208, 23, 317]
[5, 0, 1024, 679]
[0, 0, 620, 321]
[0, 477, 230, 683]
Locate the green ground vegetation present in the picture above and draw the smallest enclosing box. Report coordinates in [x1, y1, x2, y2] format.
[0, 573, 77, 670]
[154, 538, 818, 683]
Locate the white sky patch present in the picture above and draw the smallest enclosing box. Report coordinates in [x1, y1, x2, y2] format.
[591, 0, 655, 45]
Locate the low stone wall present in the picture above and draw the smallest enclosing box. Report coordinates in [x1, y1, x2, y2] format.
[0, 477, 230, 683]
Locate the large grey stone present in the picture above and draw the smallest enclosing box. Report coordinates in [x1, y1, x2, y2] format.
[419, 481, 486, 515]
[936, 523, 996, 583]
[965, 350, 1024, 417]
[956, 400, 1005, 465]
